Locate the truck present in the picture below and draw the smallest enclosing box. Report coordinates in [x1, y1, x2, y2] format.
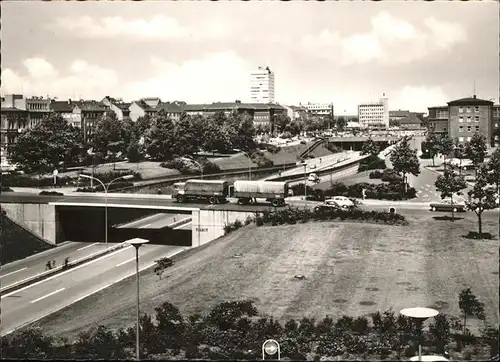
[173, 179, 229, 204]
[233, 180, 289, 207]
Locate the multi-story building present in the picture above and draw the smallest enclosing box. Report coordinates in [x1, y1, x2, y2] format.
[72, 101, 110, 140]
[493, 104, 500, 146]
[154, 101, 185, 122]
[428, 95, 497, 147]
[50, 100, 80, 128]
[299, 102, 334, 118]
[427, 106, 449, 136]
[250, 65, 275, 104]
[358, 95, 389, 128]
[101, 96, 131, 121]
[1, 94, 52, 169]
[448, 96, 494, 146]
[282, 105, 309, 121]
[129, 98, 162, 122]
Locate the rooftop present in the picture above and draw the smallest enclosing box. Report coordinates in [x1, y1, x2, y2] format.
[75, 101, 109, 111]
[50, 101, 75, 113]
[447, 96, 494, 106]
[399, 113, 422, 125]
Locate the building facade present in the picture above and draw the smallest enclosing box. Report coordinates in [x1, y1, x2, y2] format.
[448, 96, 494, 146]
[427, 106, 449, 136]
[51, 100, 80, 128]
[250, 66, 275, 104]
[73, 101, 110, 141]
[358, 95, 389, 128]
[101, 96, 131, 121]
[129, 98, 162, 122]
[299, 102, 333, 118]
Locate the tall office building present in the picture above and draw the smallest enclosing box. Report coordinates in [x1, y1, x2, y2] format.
[250, 65, 275, 104]
[358, 94, 389, 128]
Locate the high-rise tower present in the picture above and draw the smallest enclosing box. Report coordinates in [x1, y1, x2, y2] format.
[250, 65, 275, 103]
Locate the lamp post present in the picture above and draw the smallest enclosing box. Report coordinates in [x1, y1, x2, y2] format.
[242, 150, 261, 180]
[78, 174, 135, 248]
[262, 339, 280, 360]
[400, 307, 439, 362]
[303, 162, 307, 207]
[126, 237, 150, 361]
[191, 159, 207, 180]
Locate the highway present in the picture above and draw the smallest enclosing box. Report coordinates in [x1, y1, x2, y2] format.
[0, 241, 122, 289]
[116, 213, 191, 229]
[0, 242, 186, 336]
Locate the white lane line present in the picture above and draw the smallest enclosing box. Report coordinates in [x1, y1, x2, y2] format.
[30, 288, 65, 304]
[175, 221, 192, 229]
[1, 245, 132, 299]
[0, 247, 189, 337]
[116, 258, 135, 267]
[139, 223, 152, 229]
[77, 242, 99, 251]
[0, 268, 28, 279]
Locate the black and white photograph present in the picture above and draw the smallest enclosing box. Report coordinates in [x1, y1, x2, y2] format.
[1, 1, 499, 360]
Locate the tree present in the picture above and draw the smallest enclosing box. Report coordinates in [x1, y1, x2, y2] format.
[202, 118, 232, 153]
[74, 325, 126, 359]
[485, 148, 500, 239]
[336, 116, 347, 132]
[389, 138, 420, 197]
[360, 138, 380, 157]
[458, 288, 486, 333]
[93, 113, 132, 157]
[9, 114, 84, 174]
[1, 327, 55, 359]
[126, 140, 144, 163]
[424, 132, 440, 166]
[173, 114, 201, 156]
[453, 138, 467, 175]
[434, 168, 467, 221]
[465, 165, 498, 236]
[273, 114, 291, 134]
[428, 314, 451, 354]
[133, 115, 153, 141]
[153, 257, 174, 280]
[154, 302, 186, 352]
[438, 135, 454, 169]
[466, 133, 487, 176]
[144, 111, 177, 161]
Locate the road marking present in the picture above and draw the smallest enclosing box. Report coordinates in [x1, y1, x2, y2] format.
[0, 268, 28, 279]
[1, 245, 132, 299]
[116, 258, 135, 267]
[30, 288, 65, 304]
[139, 223, 152, 229]
[77, 242, 99, 251]
[0, 247, 189, 337]
[176, 221, 192, 229]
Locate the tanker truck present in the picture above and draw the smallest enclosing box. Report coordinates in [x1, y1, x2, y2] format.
[173, 179, 229, 204]
[233, 180, 289, 207]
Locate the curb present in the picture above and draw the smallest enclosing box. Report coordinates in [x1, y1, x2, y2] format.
[0, 242, 129, 296]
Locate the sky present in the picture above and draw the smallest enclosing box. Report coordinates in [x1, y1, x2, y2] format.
[1, 1, 499, 114]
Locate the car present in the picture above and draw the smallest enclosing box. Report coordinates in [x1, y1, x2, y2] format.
[325, 196, 355, 209]
[429, 199, 466, 212]
[308, 173, 320, 182]
[313, 199, 343, 212]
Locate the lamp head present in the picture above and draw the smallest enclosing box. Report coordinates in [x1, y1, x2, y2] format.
[126, 238, 149, 248]
[121, 175, 134, 180]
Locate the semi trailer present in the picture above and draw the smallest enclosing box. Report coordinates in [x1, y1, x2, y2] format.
[233, 180, 288, 207]
[173, 179, 229, 204]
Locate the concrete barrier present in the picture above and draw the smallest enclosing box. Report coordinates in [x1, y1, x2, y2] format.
[0, 242, 129, 296]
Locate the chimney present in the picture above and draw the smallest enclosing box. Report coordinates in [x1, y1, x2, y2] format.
[473, 95, 476, 99]
[68, 99, 72, 104]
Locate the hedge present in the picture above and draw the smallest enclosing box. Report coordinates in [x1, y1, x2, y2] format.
[77, 170, 142, 183]
[369, 169, 403, 183]
[255, 205, 408, 227]
[160, 157, 222, 175]
[326, 181, 417, 200]
[75, 181, 134, 192]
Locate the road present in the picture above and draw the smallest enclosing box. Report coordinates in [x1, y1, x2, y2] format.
[0, 242, 186, 336]
[116, 213, 191, 229]
[0, 241, 123, 289]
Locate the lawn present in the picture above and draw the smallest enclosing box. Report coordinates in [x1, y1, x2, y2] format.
[29, 214, 498, 341]
[0, 210, 55, 264]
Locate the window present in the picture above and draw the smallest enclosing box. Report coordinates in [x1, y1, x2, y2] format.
[459, 107, 464, 113]
[474, 106, 479, 113]
[495, 122, 499, 128]
[459, 117, 464, 123]
[459, 137, 464, 142]
[475, 126, 480, 132]
[466, 106, 472, 113]
[459, 126, 464, 132]
[467, 136, 472, 141]
[475, 116, 480, 122]
[467, 116, 472, 122]
[467, 126, 472, 132]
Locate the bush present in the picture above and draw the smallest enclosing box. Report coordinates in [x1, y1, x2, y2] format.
[160, 157, 222, 175]
[78, 170, 141, 183]
[325, 142, 342, 153]
[39, 191, 64, 196]
[358, 155, 387, 172]
[1, 174, 75, 188]
[325, 181, 416, 201]
[258, 143, 280, 154]
[223, 219, 244, 235]
[256, 205, 407, 227]
[75, 181, 134, 192]
[255, 155, 273, 167]
[1, 186, 14, 192]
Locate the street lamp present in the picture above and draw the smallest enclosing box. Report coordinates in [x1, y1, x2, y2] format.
[400, 307, 439, 362]
[191, 159, 208, 180]
[302, 162, 307, 207]
[126, 237, 150, 361]
[78, 174, 135, 248]
[242, 150, 261, 180]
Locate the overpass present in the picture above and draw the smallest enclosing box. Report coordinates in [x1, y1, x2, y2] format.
[327, 136, 400, 151]
[0, 193, 266, 249]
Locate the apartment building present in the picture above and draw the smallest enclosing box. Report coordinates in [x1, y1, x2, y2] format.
[427, 106, 449, 136]
[129, 98, 162, 122]
[73, 101, 110, 141]
[51, 100, 80, 128]
[299, 102, 334, 118]
[358, 95, 389, 128]
[101, 96, 131, 121]
[250, 66, 275, 104]
[282, 105, 309, 120]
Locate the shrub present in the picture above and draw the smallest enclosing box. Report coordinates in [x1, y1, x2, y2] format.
[369, 170, 384, 179]
[75, 181, 134, 192]
[255, 156, 274, 167]
[325, 142, 342, 153]
[358, 155, 387, 172]
[223, 219, 244, 235]
[160, 157, 222, 175]
[1, 186, 14, 192]
[324, 181, 416, 201]
[39, 191, 64, 196]
[78, 170, 141, 183]
[1, 174, 75, 188]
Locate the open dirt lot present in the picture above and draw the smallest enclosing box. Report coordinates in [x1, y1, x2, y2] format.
[29, 215, 499, 340]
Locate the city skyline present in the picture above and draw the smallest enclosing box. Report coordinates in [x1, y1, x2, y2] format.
[2, 1, 498, 114]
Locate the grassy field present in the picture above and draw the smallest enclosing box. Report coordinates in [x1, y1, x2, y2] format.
[29, 214, 498, 341]
[1, 211, 54, 264]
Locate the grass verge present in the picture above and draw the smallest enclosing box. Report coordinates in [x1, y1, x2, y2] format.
[27, 215, 498, 341]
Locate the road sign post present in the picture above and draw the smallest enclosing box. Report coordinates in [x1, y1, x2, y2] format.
[53, 169, 59, 186]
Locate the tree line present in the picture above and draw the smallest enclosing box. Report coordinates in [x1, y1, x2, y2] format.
[2, 288, 497, 360]
[8, 110, 258, 175]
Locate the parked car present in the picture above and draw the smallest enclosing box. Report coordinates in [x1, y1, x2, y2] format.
[324, 196, 355, 209]
[308, 173, 320, 183]
[314, 198, 343, 212]
[429, 199, 466, 212]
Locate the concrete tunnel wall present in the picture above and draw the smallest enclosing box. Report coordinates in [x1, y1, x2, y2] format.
[1, 203, 60, 245]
